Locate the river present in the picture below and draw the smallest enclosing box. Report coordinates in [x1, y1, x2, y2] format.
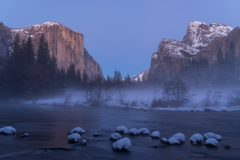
[0, 103, 239, 160]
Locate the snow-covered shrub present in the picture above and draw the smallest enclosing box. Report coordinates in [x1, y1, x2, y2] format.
[110, 133, 122, 141]
[205, 138, 218, 148]
[190, 133, 204, 144]
[68, 133, 81, 143]
[138, 128, 150, 135]
[228, 90, 240, 106]
[151, 131, 160, 139]
[151, 98, 168, 108]
[112, 138, 132, 151]
[0, 126, 16, 135]
[116, 125, 128, 134]
[129, 128, 138, 136]
[151, 78, 189, 108]
[71, 127, 86, 135]
[201, 90, 221, 107]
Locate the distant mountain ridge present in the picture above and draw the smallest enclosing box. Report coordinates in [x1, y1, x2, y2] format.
[0, 22, 103, 80]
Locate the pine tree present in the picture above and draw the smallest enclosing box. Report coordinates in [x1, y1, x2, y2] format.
[36, 34, 50, 66]
[124, 74, 131, 86]
[23, 36, 35, 66]
[35, 34, 52, 94]
[6, 34, 24, 97]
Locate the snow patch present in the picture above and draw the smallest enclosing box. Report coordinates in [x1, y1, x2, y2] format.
[185, 21, 233, 49]
[133, 70, 149, 82]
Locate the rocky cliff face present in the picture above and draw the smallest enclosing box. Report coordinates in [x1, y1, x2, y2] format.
[0, 22, 12, 58]
[0, 22, 103, 80]
[148, 21, 234, 80]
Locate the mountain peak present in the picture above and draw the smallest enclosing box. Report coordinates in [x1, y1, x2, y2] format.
[183, 21, 233, 49]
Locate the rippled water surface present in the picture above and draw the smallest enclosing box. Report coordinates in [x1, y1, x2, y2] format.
[0, 103, 239, 160]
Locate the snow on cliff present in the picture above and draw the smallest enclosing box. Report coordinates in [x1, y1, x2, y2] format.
[133, 70, 149, 82]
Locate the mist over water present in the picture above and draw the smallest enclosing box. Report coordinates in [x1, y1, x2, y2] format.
[24, 84, 240, 112]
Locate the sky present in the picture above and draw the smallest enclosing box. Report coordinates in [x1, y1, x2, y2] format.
[1, 0, 240, 78]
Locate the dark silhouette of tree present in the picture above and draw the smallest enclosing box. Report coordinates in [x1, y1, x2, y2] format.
[124, 74, 131, 86]
[36, 34, 50, 66]
[113, 70, 122, 87]
[5, 34, 24, 97]
[162, 78, 189, 106]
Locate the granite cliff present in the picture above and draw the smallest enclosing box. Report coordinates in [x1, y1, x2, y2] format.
[0, 22, 103, 80]
[147, 21, 239, 81]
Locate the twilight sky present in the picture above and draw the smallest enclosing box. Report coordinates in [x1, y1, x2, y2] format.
[1, 0, 240, 78]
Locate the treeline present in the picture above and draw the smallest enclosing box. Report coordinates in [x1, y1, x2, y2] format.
[0, 34, 60, 99]
[0, 34, 141, 100]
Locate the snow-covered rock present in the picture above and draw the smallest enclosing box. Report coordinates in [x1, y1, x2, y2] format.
[190, 133, 204, 144]
[204, 132, 222, 141]
[160, 137, 181, 145]
[71, 127, 85, 135]
[205, 138, 219, 148]
[138, 128, 150, 135]
[68, 133, 81, 143]
[0, 126, 16, 135]
[110, 133, 122, 141]
[151, 131, 160, 139]
[81, 139, 87, 145]
[113, 138, 132, 151]
[171, 133, 185, 143]
[129, 128, 139, 136]
[116, 125, 128, 134]
[21, 133, 31, 138]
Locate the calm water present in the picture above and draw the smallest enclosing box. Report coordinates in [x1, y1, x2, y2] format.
[0, 103, 239, 160]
